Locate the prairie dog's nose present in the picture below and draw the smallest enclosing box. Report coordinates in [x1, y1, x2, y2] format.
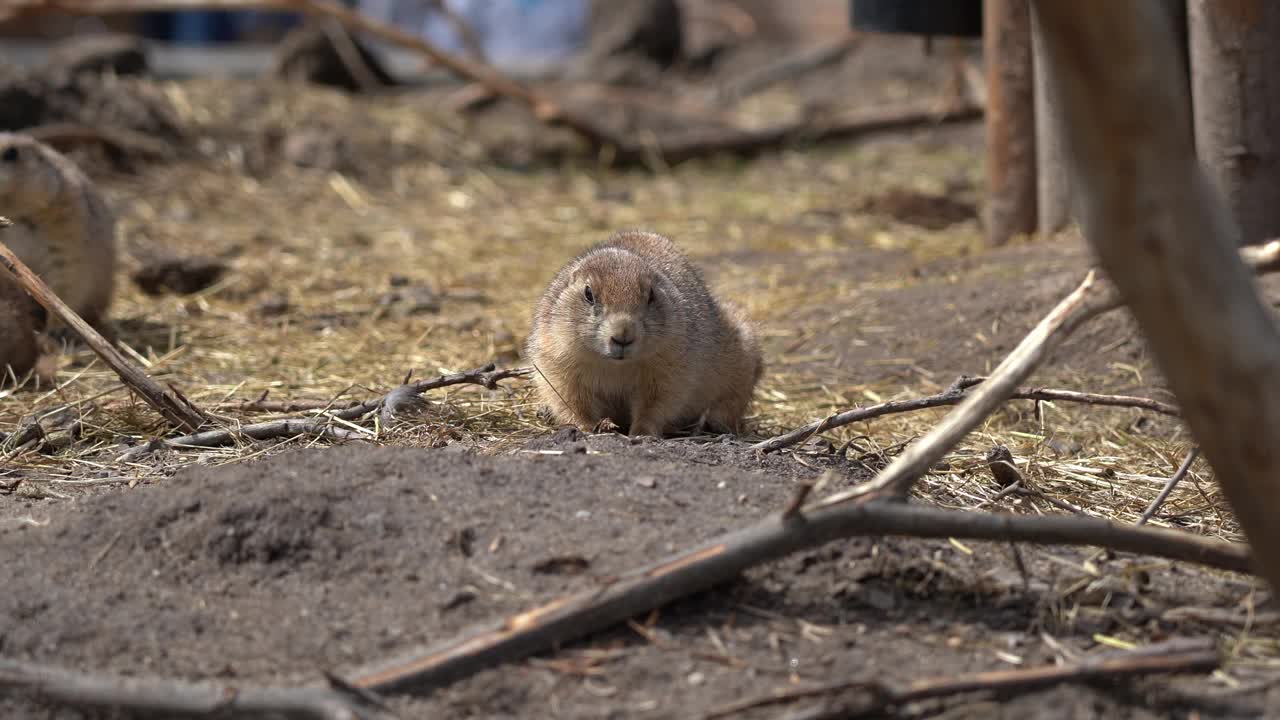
[606, 319, 637, 359]
[607, 319, 635, 346]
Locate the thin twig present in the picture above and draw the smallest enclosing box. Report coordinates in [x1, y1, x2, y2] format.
[116, 364, 530, 461]
[1139, 447, 1202, 525]
[0, 657, 375, 720]
[0, 239, 208, 432]
[348, 498, 1248, 695]
[704, 638, 1219, 719]
[754, 330, 1185, 454]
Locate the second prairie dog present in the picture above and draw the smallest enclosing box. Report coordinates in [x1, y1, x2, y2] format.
[526, 230, 762, 437]
[0, 132, 117, 331]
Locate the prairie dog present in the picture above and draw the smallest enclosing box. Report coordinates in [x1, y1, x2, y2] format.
[525, 230, 762, 437]
[0, 132, 117, 330]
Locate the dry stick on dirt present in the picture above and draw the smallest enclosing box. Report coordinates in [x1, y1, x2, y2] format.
[0, 657, 381, 720]
[755, 374, 1179, 454]
[116, 363, 530, 461]
[0, 240, 208, 433]
[1031, 2, 1280, 592]
[703, 638, 1219, 719]
[1139, 447, 1202, 525]
[347, 499, 1248, 695]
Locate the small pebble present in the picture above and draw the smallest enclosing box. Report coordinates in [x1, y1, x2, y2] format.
[635, 476, 656, 489]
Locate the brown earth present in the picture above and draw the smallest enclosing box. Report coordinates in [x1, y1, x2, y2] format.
[2, 440, 1270, 719]
[0, 31, 1275, 720]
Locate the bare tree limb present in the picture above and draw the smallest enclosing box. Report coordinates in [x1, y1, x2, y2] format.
[1030, 2, 1280, 591]
[347, 497, 1249, 695]
[0, 657, 379, 720]
[755, 375, 1178, 454]
[0, 239, 209, 433]
[704, 638, 1219, 719]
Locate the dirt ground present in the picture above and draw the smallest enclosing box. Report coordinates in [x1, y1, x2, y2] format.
[2, 31, 1276, 719]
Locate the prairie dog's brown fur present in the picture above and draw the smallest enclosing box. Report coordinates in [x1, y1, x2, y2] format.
[0, 132, 117, 331]
[0, 272, 37, 377]
[525, 230, 762, 437]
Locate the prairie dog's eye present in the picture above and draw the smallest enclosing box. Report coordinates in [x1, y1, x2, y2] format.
[583, 285, 595, 304]
[0, 147, 17, 163]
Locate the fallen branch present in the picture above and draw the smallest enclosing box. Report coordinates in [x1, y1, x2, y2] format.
[704, 638, 1218, 719]
[617, 102, 982, 166]
[755, 375, 1178, 453]
[117, 364, 530, 461]
[0, 657, 378, 720]
[0, 239, 208, 433]
[348, 497, 1249, 695]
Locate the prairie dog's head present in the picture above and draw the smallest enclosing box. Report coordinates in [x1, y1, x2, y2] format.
[551, 248, 672, 362]
[0, 134, 63, 214]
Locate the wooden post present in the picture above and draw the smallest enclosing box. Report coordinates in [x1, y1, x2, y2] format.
[1030, 4, 1070, 238]
[983, 0, 1037, 246]
[1189, 0, 1280, 246]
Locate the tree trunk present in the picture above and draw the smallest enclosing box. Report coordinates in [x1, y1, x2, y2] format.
[983, 0, 1036, 246]
[1189, 0, 1280, 246]
[1031, 1, 1280, 592]
[1030, 5, 1069, 238]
